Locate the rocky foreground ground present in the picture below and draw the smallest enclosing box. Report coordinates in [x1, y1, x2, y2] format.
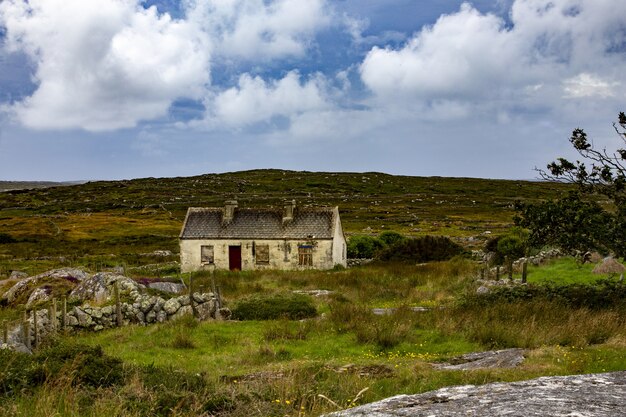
[326, 371, 626, 417]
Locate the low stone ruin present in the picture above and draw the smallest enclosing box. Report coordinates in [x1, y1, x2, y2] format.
[0, 268, 230, 353]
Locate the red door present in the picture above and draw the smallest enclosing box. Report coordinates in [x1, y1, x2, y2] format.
[229, 246, 242, 271]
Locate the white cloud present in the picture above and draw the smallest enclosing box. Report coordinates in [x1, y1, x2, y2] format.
[208, 71, 329, 127]
[185, 0, 330, 60]
[563, 73, 619, 98]
[0, 0, 210, 131]
[359, 0, 626, 108]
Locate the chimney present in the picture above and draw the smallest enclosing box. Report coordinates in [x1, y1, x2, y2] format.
[283, 200, 296, 223]
[224, 200, 238, 223]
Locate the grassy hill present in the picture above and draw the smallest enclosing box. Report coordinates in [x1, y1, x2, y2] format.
[0, 169, 571, 276]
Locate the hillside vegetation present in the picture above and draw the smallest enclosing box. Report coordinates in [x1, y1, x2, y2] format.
[0, 169, 571, 276]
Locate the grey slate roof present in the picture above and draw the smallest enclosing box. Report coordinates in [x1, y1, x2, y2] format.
[180, 207, 338, 240]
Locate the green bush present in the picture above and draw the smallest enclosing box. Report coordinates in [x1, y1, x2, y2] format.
[347, 235, 385, 258]
[378, 231, 406, 246]
[34, 341, 125, 388]
[377, 236, 464, 263]
[462, 279, 626, 310]
[231, 293, 317, 320]
[0, 349, 35, 395]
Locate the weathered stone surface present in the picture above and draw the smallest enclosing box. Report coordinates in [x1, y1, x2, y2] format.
[69, 273, 108, 303]
[195, 300, 216, 320]
[148, 282, 185, 294]
[73, 307, 93, 327]
[145, 310, 157, 323]
[325, 371, 626, 417]
[156, 310, 167, 323]
[2, 268, 87, 303]
[163, 298, 181, 315]
[433, 349, 525, 370]
[26, 287, 52, 307]
[9, 271, 28, 280]
[172, 305, 193, 320]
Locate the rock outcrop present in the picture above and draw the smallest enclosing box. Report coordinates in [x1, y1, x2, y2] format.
[325, 371, 626, 417]
[1, 268, 88, 304]
[433, 348, 525, 370]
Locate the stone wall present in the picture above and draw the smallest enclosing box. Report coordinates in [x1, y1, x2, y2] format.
[2, 292, 229, 352]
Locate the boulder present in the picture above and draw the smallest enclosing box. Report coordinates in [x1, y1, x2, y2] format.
[593, 257, 626, 275]
[26, 287, 52, 307]
[172, 305, 193, 320]
[325, 371, 626, 417]
[433, 349, 525, 370]
[69, 273, 145, 303]
[2, 268, 87, 304]
[147, 282, 185, 294]
[163, 298, 181, 315]
[9, 271, 28, 280]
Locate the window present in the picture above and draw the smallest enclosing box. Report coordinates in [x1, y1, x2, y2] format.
[255, 244, 270, 265]
[298, 245, 313, 266]
[200, 245, 214, 264]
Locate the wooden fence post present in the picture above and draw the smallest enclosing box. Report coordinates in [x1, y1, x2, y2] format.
[522, 262, 528, 283]
[115, 281, 122, 327]
[22, 311, 31, 350]
[495, 266, 500, 281]
[189, 272, 197, 318]
[33, 310, 39, 348]
[3, 321, 8, 345]
[62, 297, 67, 332]
[52, 298, 58, 332]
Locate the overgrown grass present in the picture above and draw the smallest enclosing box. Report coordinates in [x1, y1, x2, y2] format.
[524, 256, 625, 284]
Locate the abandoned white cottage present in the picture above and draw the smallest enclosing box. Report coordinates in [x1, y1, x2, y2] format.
[179, 201, 347, 272]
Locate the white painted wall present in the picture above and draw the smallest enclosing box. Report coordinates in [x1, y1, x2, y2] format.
[180, 238, 338, 272]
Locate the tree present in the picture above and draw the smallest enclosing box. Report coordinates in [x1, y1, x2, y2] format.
[516, 112, 626, 257]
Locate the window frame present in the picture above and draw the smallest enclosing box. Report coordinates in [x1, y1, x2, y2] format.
[298, 244, 313, 266]
[200, 245, 214, 265]
[255, 244, 270, 265]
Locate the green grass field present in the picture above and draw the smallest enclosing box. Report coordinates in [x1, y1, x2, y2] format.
[1, 170, 624, 417]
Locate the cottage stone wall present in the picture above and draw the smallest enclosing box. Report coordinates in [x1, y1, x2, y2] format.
[180, 238, 341, 272]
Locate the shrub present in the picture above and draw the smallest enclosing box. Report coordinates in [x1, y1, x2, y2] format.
[0, 233, 16, 244]
[347, 235, 385, 258]
[34, 342, 125, 388]
[378, 231, 406, 246]
[231, 293, 317, 320]
[377, 236, 464, 263]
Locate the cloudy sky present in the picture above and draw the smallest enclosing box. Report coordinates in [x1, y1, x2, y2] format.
[0, 0, 624, 181]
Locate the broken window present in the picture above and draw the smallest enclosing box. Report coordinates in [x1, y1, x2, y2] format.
[201, 245, 214, 264]
[256, 244, 270, 264]
[298, 245, 313, 266]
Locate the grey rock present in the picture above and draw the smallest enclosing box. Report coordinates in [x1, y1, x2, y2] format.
[73, 308, 93, 327]
[163, 298, 181, 315]
[433, 349, 525, 370]
[153, 298, 165, 313]
[135, 311, 145, 323]
[178, 296, 190, 307]
[325, 371, 626, 417]
[26, 287, 52, 307]
[9, 271, 28, 280]
[69, 273, 108, 303]
[156, 310, 167, 323]
[140, 297, 155, 313]
[172, 305, 193, 320]
[66, 315, 79, 327]
[146, 310, 157, 323]
[195, 300, 216, 320]
[101, 306, 114, 316]
[217, 307, 232, 320]
[94, 325, 104, 331]
[2, 268, 87, 304]
[90, 308, 103, 319]
[148, 282, 185, 294]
